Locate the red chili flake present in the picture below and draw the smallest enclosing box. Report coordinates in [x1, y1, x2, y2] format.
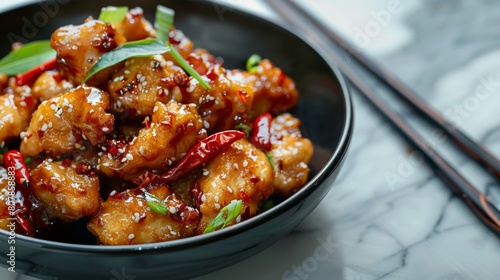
[61, 158, 72, 168]
[250, 176, 260, 184]
[37, 130, 45, 138]
[238, 90, 251, 103]
[206, 67, 218, 81]
[278, 70, 286, 86]
[239, 191, 251, 203]
[108, 146, 118, 157]
[52, 72, 63, 83]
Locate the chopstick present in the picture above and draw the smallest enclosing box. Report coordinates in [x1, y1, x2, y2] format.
[275, 1, 500, 182]
[268, 0, 500, 236]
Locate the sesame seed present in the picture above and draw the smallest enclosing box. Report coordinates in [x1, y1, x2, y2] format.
[126, 154, 134, 161]
[128, 234, 135, 240]
[102, 127, 110, 132]
[227, 186, 233, 194]
[169, 207, 177, 214]
[236, 215, 242, 223]
[215, 203, 221, 209]
[41, 124, 48, 132]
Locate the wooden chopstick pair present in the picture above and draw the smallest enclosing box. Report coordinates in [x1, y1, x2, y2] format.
[268, 0, 500, 236]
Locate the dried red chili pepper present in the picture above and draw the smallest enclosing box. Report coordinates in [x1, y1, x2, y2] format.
[159, 130, 246, 183]
[15, 57, 57, 87]
[250, 112, 272, 151]
[4, 150, 33, 235]
[4, 150, 31, 188]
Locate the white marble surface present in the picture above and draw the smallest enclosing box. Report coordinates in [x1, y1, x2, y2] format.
[1, 0, 500, 279]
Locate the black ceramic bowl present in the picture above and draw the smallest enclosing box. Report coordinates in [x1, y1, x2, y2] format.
[0, 0, 352, 279]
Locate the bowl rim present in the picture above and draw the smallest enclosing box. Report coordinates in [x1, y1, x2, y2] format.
[0, 0, 353, 253]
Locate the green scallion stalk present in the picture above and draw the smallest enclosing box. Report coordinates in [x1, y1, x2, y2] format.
[246, 54, 262, 74]
[98, 6, 129, 23]
[203, 200, 244, 234]
[155, 5, 175, 44]
[143, 190, 168, 215]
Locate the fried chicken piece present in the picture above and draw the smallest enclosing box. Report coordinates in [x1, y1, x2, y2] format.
[99, 101, 206, 180]
[228, 59, 298, 117]
[182, 65, 255, 132]
[196, 139, 274, 234]
[268, 114, 313, 197]
[51, 19, 126, 85]
[113, 7, 156, 41]
[87, 185, 199, 245]
[0, 167, 13, 231]
[20, 85, 114, 157]
[108, 55, 187, 119]
[32, 70, 74, 102]
[0, 83, 38, 143]
[30, 160, 100, 222]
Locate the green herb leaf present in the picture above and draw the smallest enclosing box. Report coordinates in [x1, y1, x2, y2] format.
[246, 54, 261, 74]
[0, 146, 8, 155]
[266, 154, 276, 169]
[143, 190, 168, 215]
[84, 39, 170, 82]
[98, 6, 129, 23]
[0, 41, 56, 75]
[168, 42, 211, 90]
[234, 124, 251, 138]
[203, 200, 244, 234]
[155, 5, 175, 43]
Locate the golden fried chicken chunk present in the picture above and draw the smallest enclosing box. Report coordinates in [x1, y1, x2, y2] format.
[30, 160, 100, 222]
[99, 101, 206, 180]
[269, 114, 313, 197]
[51, 19, 126, 85]
[182, 65, 255, 132]
[108, 55, 187, 119]
[113, 7, 156, 41]
[196, 139, 274, 234]
[0, 167, 13, 231]
[0, 83, 38, 143]
[32, 70, 74, 101]
[88, 185, 199, 245]
[20, 85, 114, 157]
[228, 59, 298, 117]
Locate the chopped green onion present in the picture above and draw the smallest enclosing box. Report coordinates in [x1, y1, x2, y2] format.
[24, 156, 33, 166]
[246, 54, 261, 74]
[0, 41, 56, 75]
[266, 154, 276, 169]
[0, 146, 8, 155]
[98, 6, 129, 23]
[84, 39, 170, 82]
[203, 200, 244, 234]
[167, 42, 211, 90]
[155, 5, 175, 44]
[234, 124, 251, 138]
[260, 199, 274, 212]
[143, 190, 168, 215]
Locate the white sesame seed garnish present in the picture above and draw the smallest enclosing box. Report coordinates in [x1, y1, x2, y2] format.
[128, 234, 135, 240]
[126, 154, 134, 161]
[102, 127, 110, 132]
